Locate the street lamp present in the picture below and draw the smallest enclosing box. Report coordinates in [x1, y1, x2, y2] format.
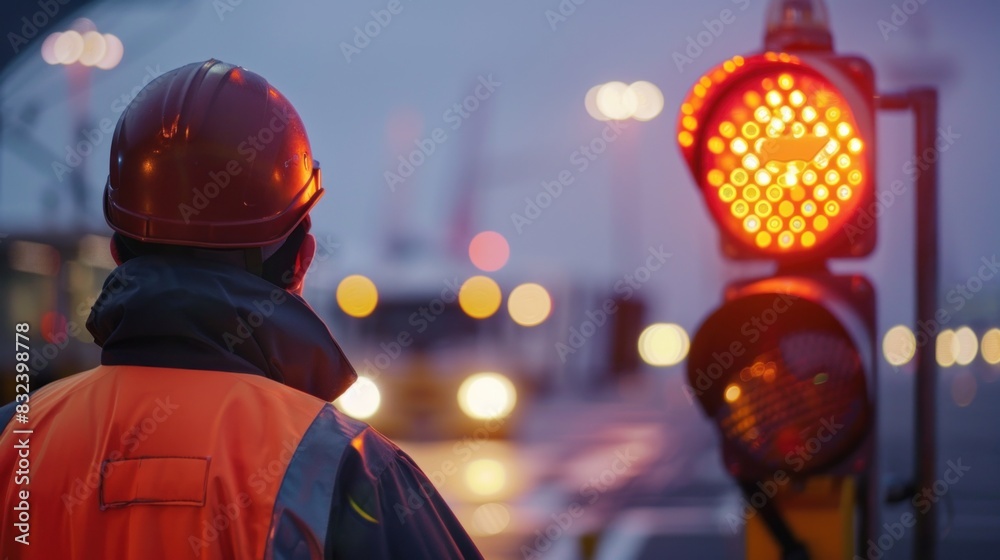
[40, 18, 123, 69]
[39, 18, 124, 224]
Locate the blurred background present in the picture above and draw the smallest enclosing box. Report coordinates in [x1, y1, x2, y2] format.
[1, 0, 998, 558]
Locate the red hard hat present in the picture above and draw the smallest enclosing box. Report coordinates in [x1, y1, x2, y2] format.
[104, 59, 323, 248]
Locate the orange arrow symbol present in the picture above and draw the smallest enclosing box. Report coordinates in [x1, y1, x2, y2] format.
[758, 135, 830, 164]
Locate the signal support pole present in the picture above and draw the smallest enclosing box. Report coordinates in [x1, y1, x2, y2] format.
[877, 89, 940, 560]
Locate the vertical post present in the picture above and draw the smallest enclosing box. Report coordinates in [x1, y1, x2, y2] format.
[911, 88, 939, 560]
[877, 89, 939, 560]
[861, 371, 880, 557]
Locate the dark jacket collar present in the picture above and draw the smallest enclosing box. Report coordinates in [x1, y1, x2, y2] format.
[86, 255, 357, 402]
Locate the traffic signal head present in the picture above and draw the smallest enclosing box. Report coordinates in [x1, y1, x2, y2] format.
[678, 53, 876, 262]
[686, 275, 875, 480]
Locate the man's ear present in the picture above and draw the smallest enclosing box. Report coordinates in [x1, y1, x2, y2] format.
[287, 233, 316, 295]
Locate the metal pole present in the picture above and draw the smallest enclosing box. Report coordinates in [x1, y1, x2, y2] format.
[877, 89, 940, 560]
[911, 88, 939, 560]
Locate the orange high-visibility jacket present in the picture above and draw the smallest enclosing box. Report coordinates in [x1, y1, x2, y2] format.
[2, 364, 348, 558]
[0, 255, 483, 559]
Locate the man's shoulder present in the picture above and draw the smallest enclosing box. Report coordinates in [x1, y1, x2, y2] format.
[0, 366, 106, 432]
[307, 405, 402, 479]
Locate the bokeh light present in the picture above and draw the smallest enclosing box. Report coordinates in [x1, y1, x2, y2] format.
[507, 283, 552, 327]
[981, 328, 1000, 365]
[44, 30, 123, 68]
[334, 376, 381, 419]
[954, 326, 978, 366]
[78, 30, 107, 66]
[587, 81, 664, 121]
[40, 33, 62, 65]
[465, 459, 507, 496]
[42, 18, 122, 68]
[936, 329, 959, 367]
[628, 81, 665, 121]
[584, 84, 610, 121]
[458, 372, 517, 420]
[638, 323, 690, 367]
[595, 81, 637, 120]
[882, 325, 916, 366]
[469, 231, 510, 272]
[96, 34, 124, 69]
[336, 275, 378, 318]
[459, 276, 502, 319]
[53, 31, 84, 64]
[471, 503, 511, 535]
[724, 383, 742, 403]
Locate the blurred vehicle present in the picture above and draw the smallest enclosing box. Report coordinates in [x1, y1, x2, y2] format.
[321, 258, 561, 440]
[313, 249, 651, 441]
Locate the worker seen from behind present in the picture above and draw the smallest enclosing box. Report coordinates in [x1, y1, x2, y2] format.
[0, 59, 484, 560]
